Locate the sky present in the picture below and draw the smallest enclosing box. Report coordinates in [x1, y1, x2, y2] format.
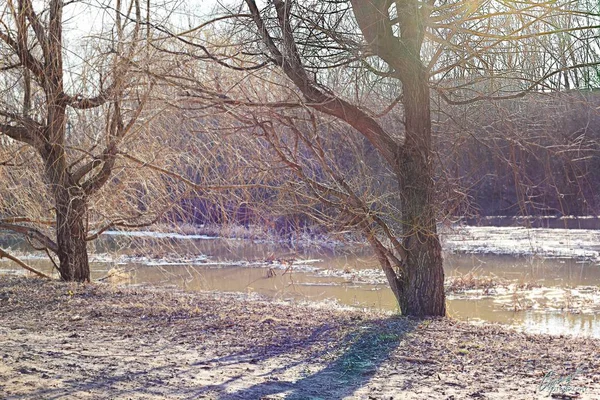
[58, 0, 234, 92]
[64, 0, 235, 39]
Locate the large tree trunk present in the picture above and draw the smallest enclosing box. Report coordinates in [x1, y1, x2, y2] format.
[396, 66, 446, 317]
[55, 184, 90, 282]
[246, 0, 447, 316]
[43, 116, 91, 283]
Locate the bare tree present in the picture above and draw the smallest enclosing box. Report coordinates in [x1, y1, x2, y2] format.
[167, 0, 600, 316]
[0, 0, 147, 281]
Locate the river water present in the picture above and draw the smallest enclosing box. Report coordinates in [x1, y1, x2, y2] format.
[1, 222, 600, 338]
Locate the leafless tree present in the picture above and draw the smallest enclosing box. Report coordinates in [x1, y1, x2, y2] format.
[0, 0, 150, 281]
[167, 0, 600, 316]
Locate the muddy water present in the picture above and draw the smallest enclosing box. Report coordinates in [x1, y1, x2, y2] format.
[1, 231, 600, 338]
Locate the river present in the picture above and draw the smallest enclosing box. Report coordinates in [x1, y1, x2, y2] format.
[1, 221, 599, 338]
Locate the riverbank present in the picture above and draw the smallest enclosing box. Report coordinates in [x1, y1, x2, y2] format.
[1, 276, 599, 399]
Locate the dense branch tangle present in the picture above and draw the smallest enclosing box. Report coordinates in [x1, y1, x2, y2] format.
[166, 0, 600, 316]
[0, 0, 151, 281]
[0, 0, 597, 307]
[167, 0, 448, 316]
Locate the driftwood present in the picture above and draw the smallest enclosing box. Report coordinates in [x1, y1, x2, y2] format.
[0, 248, 52, 279]
[397, 355, 438, 364]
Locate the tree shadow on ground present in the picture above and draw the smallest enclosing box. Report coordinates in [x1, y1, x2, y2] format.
[2, 314, 416, 400]
[220, 316, 415, 400]
[3, 319, 344, 400]
[193, 320, 338, 369]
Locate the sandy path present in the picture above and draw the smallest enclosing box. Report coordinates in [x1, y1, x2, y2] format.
[1, 276, 599, 399]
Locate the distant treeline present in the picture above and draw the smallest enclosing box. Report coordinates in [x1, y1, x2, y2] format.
[167, 90, 600, 234]
[436, 90, 600, 217]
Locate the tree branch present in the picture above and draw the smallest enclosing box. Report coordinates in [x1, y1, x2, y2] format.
[86, 213, 165, 241]
[434, 61, 600, 105]
[0, 121, 42, 149]
[0, 248, 53, 279]
[72, 158, 103, 184]
[0, 223, 58, 254]
[245, 0, 399, 168]
[63, 87, 114, 109]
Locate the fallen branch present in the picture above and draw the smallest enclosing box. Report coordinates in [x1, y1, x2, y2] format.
[396, 355, 438, 364]
[0, 248, 53, 279]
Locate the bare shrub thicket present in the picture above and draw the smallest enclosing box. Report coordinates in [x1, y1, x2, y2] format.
[435, 91, 600, 219]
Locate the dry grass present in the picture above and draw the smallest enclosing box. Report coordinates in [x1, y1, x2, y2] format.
[446, 272, 503, 294]
[1, 276, 599, 399]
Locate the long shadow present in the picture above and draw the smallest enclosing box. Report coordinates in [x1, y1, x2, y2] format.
[4, 309, 416, 400]
[4, 319, 352, 400]
[221, 316, 416, 400]
[191, 321, 337, 369]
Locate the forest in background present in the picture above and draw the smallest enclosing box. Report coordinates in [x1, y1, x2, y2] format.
[173, 89, 600, 228]
[438, 90, 600, 218]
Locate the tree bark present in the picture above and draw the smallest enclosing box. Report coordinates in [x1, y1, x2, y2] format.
[396, 65, 446, 316]
[42, 104, 91, 282]
[55, 184, 90, 282]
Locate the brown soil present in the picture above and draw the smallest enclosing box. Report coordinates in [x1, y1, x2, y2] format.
[1, 276, 599, 400]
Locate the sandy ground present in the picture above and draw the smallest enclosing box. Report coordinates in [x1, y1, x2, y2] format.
[1, 276, 599, 400]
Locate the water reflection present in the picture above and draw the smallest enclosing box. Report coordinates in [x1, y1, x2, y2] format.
[1, 233, 599, 338]
[445, 253, 600, 287]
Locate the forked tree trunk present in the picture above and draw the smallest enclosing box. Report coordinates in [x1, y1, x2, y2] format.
[395, 66, 446, 317]
[246, 0, 447, 317]
[55, 185, 90, 282]
[44, 133, 91, 283]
